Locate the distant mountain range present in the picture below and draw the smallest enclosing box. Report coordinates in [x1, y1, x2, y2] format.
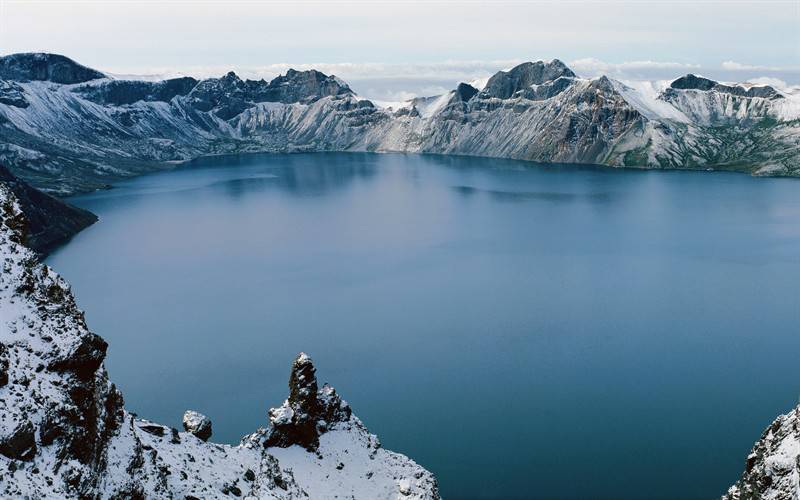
[1, 52, 798, 195]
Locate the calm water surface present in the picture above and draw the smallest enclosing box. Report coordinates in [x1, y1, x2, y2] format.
[48, 153, 800, 499]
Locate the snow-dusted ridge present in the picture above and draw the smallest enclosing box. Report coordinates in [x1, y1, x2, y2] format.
[0, 184, 439, 498]
[1, 52, 799, 196]
[723, 404, 800, 500]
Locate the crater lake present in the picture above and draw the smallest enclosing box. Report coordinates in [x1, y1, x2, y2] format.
[47, 152, 800, 500]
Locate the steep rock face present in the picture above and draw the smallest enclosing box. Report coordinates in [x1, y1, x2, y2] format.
[724, 404, 800, 500]
[0, 186, 440, 499]
[480, 59, 576, 99]
[0, 53, 105, 85]
[0, 81, 28, 108]
[74, 77, 200, 106]
[0, 165, 97, 255]
[0, 54, 798, 195]
[383, 73, 644, 167]
[260, 68, 353, 103]
[263, 353, 352, 451]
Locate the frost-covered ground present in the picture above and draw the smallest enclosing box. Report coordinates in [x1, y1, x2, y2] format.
[0, 183, 439, 498]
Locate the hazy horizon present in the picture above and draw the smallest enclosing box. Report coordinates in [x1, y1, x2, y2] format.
[2, 0, 798, 101]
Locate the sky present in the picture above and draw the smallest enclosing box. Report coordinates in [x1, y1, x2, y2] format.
[1, 0, 798, 101]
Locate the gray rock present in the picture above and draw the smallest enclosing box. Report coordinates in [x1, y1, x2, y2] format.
[481, 60, 575, 99]
[265, 353, 352, 451]
[0, 421, 36, 461]
[182, 410, 212, 441]
[0, 53, 105, 84]
[0, 165, 97, 256]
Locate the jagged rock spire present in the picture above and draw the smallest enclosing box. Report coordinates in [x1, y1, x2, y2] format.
[265, 353, 352, 451]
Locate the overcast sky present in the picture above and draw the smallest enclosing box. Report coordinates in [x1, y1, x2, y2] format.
[1, 0, 798, 100]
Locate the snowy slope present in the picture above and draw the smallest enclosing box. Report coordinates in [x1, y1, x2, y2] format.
[724, 404, 800, 500]
[0, 184, 439, 499]
[1, 53, 799, 196]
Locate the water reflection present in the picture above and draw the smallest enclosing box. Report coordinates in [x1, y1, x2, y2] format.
[452, 185, 614, 204]
[47, 152, 800, 500]
[187, 153, 380, 198]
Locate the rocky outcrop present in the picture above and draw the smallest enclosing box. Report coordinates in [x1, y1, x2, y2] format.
[1, 53, 798, 195]
[0, 184, 440, 499]
[724, 404, 800, 500]
[0, 165, 97, 255]
[0, 53, 105, 84]
[479, 59, 576, 99]
[75, 76, 199, 106]
[671, 74, 782, 100]
[183, 410, 213, 442]
[263, 352, 353, 451]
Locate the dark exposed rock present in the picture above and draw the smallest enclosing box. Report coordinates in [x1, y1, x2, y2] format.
[185, 68, 353, 120]
[671, 74, 782, 99]
[0, 53, 105, 84]
[253, 68, 353, 104]
[75, 77, 199, 105]
[264, 353, 352, 451]
[48, 332, 108, 381]
[182, 411, 212, 442]
[0, 81, 28, 108]
[714, 83, 782, 99]
[517, 76, 575, 101]
[0, 421, 36, 461]
[481, 60, 576, 99]
[39, 411, 67, 447]
[0, 343, 8, 387]
[671, 74, 718, 91]
[138, 424, 166, 437]
[222, 484, 242, 496]
[0, 165, 97, 256]
[453, 83, 478, 102]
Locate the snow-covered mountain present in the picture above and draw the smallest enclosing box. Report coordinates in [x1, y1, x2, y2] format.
[1, 53, 798, 195]
[0, 184, 440, 498]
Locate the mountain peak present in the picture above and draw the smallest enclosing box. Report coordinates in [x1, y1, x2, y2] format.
[670, 74, 718, 91]
[453, 82, 479, 102]
[0, 53, 105, 84]
[481, 60, 576, 99]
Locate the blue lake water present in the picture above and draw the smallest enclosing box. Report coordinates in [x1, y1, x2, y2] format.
[48, 152, 800, 499]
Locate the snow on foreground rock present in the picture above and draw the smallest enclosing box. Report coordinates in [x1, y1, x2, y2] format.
[0, 184, 440, 498]
[724, 404, 800, 500]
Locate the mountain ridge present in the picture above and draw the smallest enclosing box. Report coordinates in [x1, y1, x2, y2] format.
[0, 53, 798, 195]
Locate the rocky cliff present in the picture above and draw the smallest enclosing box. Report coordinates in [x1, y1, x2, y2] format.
[0, 165, 96, 255]
[0, 53, 798, 195]
[724, 404, 800, 500]
[0, 184, 439, 498]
